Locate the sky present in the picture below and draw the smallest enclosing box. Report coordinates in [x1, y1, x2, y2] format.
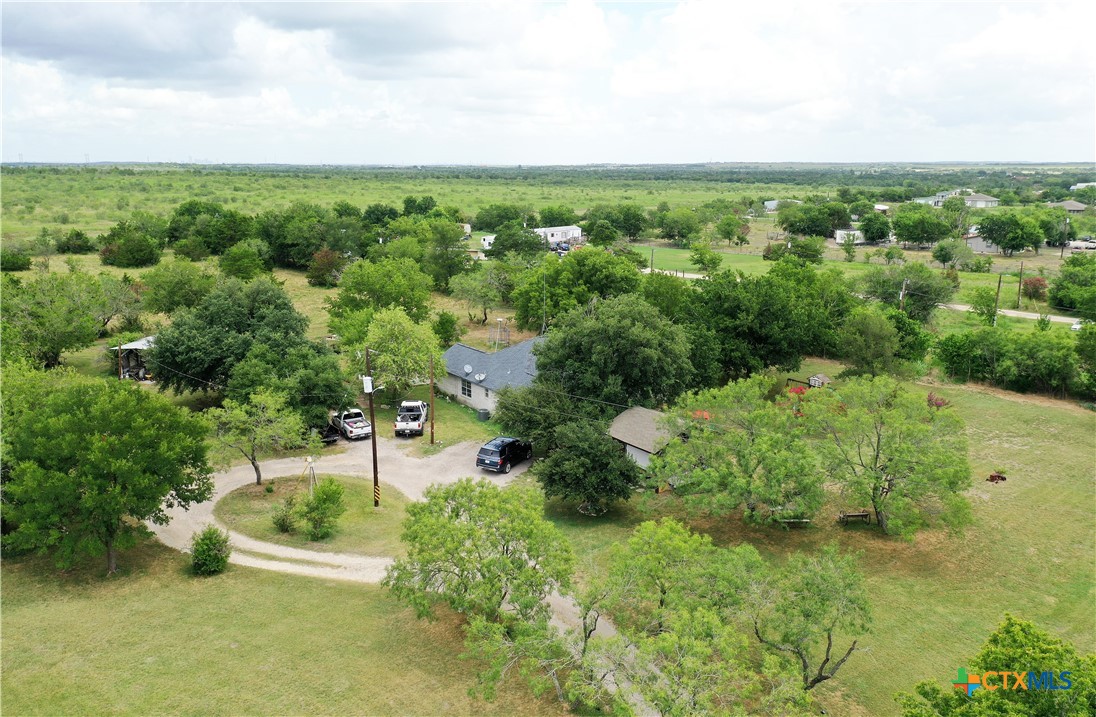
[2, 1, 1094, 165]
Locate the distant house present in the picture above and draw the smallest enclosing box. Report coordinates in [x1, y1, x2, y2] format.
[764, 199, 802, 212]
[440, 338, 543, 413]
[609, 407, 671, 469]
[963, 193, 999, 209]
[533, 225, 582, 248]
[461, 223, 472, 237]
[873, 204, 890, 213]
[1048, 200, 1088, 215]
[481, 235, 496, 250]
[914, 190, 961, 207]
[1069, 182, 1096, 192]
[834, 229, 865, 245]
[964, 227, 998, 254]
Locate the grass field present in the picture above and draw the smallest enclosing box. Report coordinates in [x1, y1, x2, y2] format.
[0, 541, 567, 717]
[215, 477, 411, 557]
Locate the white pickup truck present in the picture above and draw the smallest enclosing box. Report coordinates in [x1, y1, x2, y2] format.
[330, 408, 372, 440]
[394, 400, 429, 437]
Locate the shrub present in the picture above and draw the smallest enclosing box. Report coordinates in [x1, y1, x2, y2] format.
[101, 231, 161, 268]
[1, 248, 32, 272]
[173, 237, 210, 261]
[432, 310, 463, 348]
[191, 525, 231, 575]
[306, 248, 348, 287]
[219, 241, 267, 280]
[300, 478, 346, 540]
[56, 229, 96, 254]
[959, 256, 993, 273]
[272, 495, 297, 533]
[1021, 276, 1048, 300]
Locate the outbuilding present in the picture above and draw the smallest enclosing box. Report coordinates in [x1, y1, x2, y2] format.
[608, 406, 671, 469]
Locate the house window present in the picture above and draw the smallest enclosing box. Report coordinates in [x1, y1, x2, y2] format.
[484, 388, 490, 398]
[461, 379, 472, 398]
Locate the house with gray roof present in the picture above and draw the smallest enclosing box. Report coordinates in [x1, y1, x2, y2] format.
[441, 337, 544, 412]
[608, 406, 672, 469]
[1048, 199, 1088, 214]
[963, 193, 999, 208]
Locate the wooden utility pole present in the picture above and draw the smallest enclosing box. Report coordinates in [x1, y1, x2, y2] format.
[1016, 261, 1024, 308]
[365, 348, 380, 508]
[992, 274, 1003, 327]
[429, 356, 435, 445]
[898, 278, 910, 313]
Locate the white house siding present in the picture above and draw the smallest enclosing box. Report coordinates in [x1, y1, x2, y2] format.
[440, 374, 497, 412]
[624, 444, 653, 469]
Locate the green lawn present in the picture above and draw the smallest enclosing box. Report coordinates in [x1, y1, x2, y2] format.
[215, 476, 411, 557]
[0, 541, 567, 717]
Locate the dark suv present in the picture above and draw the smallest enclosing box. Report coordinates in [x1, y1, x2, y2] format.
[476, 437, 533, 474]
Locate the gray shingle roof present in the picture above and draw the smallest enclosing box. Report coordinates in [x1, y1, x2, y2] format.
[442, 338, 544, 392]
[609, 406, 671, 454]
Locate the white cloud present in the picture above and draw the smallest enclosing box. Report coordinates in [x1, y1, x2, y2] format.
[1, 1, 1093, 163]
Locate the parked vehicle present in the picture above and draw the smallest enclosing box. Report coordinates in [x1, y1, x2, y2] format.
[476, 436, 533, 474]
[330, 409, 372, 440]
[1071, 320, 1088, 332]
[394, 400, 429, 437]
[311, 424, 341, 445]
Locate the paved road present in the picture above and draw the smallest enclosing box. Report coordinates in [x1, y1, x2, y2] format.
[943, 303, 1076, 324]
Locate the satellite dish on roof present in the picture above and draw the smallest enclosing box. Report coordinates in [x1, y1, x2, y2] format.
[463, 364, 473, 374]
[474, 373, 487, 381]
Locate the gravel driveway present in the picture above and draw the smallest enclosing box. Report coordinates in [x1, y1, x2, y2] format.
[148, 435, 530, 582]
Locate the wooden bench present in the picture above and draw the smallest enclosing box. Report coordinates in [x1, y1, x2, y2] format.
[838, 510, 871, 525]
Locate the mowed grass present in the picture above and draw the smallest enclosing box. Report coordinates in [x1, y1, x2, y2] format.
[541, 358, 1096, 716]
[215, 476, 410, 557]
[0, 541, 566, 717]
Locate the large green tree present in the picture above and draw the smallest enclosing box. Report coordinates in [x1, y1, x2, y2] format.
[147, 277, 310, 394]
[651, 376, 824, 523]
[892, 203, 951, 246]
[1049, 252, 1096, 321]
[801, 375, 972, 537]
[3, 376, 212, 573]
[747, 543, 871, 690]
[3, 272, 107, 367]
[207, 389, 310, 485]
[511, 249, 642, 331]
[351, 307, 443, 399]
[978, 212, 1044, 257]
[326, 257, 434, 323]
[484, 220, 544, 259]
[858, 211, 892, 244]
[532, 421, 641, 515]
[141, 259, 217, 314]
[533, 294, 693, 407]
[422, 218, 471, 291]
[383, 479, 574, 622]
[860, 262, 957, 323]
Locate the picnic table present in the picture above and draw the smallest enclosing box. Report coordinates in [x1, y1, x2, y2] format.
[838, 510, 871, 525]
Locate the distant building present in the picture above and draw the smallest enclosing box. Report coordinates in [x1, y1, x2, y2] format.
[764, 199, 803, 212]
[481, 235, 496, 250]
[1048, 200, 1088, 215]
[1069, 182, 1096, 191]
[440, 338, 543, 413]
[913, 190, 962, 207]
[963, 193, 999, 208]
[533, 225, 582, 248]
[834, 229, 865, 245]
[873, 204, 890, 213]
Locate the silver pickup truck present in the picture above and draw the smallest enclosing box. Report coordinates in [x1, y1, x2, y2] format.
[394, 400, 429, 437]
[330, 408, 372, 440]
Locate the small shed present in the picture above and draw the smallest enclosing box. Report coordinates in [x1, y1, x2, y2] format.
[609, 407, 671, 469]
[112, 336, 155, 380]
[808, 373, 831, 388]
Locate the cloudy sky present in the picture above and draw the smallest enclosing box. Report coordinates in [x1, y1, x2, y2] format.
[3, 1, 1094, 165]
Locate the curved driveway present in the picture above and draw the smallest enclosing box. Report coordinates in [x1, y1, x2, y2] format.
[148, 435, 528, 582]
